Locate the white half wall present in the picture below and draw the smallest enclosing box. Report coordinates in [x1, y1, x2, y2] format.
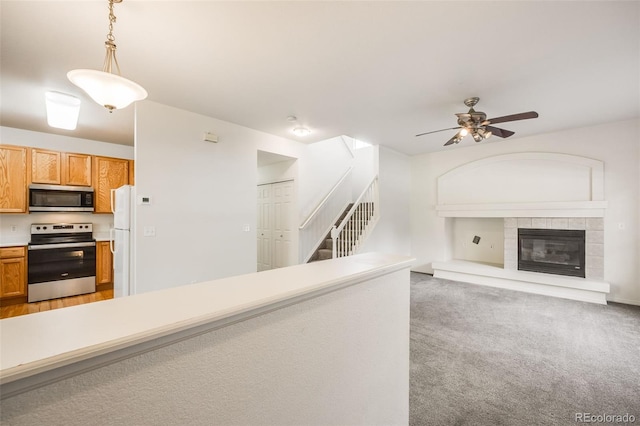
[410, 118, 640, 305]
[0, 257, 411, 426]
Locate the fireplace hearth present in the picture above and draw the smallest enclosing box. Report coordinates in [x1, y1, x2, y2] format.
[518, 228, 586, 278]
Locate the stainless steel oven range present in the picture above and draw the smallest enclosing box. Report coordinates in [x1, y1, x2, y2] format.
[27, 223, 96, 303]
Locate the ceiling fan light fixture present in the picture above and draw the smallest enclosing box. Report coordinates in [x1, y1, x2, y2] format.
[472, 131, 484, 142]
[67, 0, 147, 112]
[459, 128, 469, 137]
[45, 91, 81, 130]
[477, 128, 492, 140]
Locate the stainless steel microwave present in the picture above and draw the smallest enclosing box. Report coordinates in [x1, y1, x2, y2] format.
[29, 184, 94, 212]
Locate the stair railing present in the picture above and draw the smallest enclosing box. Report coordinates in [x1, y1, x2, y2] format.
[299, 167, 353, 263]
[331, 175, 379, 258]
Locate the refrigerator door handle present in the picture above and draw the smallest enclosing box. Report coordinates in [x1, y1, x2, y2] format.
[109, 228, 115, 254]
[110, 188, 116, 214]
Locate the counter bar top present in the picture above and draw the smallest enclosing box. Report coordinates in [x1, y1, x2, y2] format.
[0, 252, 413, 398]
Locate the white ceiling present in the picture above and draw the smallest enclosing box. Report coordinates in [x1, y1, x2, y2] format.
[1, 1, 638, 155]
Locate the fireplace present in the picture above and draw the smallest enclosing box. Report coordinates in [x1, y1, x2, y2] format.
[518, 228, 586, 278]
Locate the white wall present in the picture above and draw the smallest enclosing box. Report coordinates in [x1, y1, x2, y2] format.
[134, 102, 306, 293]
[411, 118, 640, 305]
[134, 102, 361, 294]
[296, 136, 354, 221]
[0, 126, 134, 244]
[257, 158, 297, 185]
[352, 144, 378, 198]
[361, 146, 411, 256]
[451, 218, 504, 265]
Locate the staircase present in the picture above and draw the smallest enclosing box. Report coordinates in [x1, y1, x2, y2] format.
[309, 204, 353, 262]
[308, 176, 378, 262]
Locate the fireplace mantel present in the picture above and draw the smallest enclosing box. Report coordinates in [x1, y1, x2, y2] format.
[436, 201, 608, 218]
[436, 153, 607, 218]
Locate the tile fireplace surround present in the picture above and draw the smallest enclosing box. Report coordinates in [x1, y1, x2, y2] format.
[504, 217, 604, 280]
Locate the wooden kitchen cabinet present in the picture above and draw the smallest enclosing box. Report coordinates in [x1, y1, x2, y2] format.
[0, 145, 29, 213]
[93, 156, 129, 213]
[64, 153, 92, 186]
[31, 149, 92, 187]
[96, 241, 113, 286]
[0, 246, 27, 299]
[31, 148, 62, 184]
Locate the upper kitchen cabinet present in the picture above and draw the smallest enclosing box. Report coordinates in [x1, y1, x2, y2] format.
[93, 156, 129, 213]
[31, 148, 61, 184]
[31, 149, 92, 187]
[0, 145, 28, 213]
[64, 153, 92, 186]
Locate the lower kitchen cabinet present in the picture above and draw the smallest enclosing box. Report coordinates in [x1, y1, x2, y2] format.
[96, 241, 113, 286]
[0, 246, 27, 299]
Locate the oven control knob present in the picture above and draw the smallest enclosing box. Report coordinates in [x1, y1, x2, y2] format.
[43, 226, 47, 230]
[36, 226, 41, 230]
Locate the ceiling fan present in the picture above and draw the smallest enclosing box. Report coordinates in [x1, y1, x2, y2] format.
[416, 97, 538, 146]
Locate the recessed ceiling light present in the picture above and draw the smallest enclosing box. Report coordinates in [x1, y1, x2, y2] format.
[292, 127, 311, 137]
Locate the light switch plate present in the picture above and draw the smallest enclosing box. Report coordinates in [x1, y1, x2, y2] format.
[143, 226, 156, 237]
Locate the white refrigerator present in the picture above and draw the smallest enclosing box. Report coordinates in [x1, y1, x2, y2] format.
[110, 185, 135, 297]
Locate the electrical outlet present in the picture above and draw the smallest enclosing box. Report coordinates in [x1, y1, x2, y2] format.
[10, 225, 17, 232]
[143, 226, 156, 237]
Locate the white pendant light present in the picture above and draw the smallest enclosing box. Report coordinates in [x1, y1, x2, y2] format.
[68, 0, 147, 112]
[45, 91, 81, 130]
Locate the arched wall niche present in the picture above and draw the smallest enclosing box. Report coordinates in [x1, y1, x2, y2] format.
[435, 153, 607, 218]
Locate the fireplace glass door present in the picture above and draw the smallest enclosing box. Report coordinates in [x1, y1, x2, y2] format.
[518, 229, 585, 278]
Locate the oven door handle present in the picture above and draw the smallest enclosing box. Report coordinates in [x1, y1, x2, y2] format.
[28, 242, 96, 250]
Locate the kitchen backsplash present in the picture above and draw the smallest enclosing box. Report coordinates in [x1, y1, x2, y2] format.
[0, 213, 113, 245]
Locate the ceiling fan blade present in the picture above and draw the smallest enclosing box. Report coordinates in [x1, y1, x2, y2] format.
[486, 126, 515, 138]
[416, 126, 461, 137]
[443, 135, 458, 146]
[486, 111, 538, 125]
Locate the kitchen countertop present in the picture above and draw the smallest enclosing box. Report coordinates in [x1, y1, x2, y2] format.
[1, 236, 110, 246]
[0, 252, 414, 398]
[0, 241, 28, 248]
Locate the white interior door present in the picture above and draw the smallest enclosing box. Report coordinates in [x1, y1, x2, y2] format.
[272, 180, 294, 269]
[257, 185, 272, 272]
[257, 180, 295, 271]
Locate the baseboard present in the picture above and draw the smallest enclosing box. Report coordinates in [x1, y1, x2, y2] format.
[607, 296, 640, 306]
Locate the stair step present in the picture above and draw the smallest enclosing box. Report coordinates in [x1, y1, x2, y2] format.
[318, 248, 333, 260]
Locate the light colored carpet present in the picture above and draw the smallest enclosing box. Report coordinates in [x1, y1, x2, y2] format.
[410, 272, 640, 426]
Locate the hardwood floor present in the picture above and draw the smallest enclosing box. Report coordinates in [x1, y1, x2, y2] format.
[0, 289, 114, 319]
